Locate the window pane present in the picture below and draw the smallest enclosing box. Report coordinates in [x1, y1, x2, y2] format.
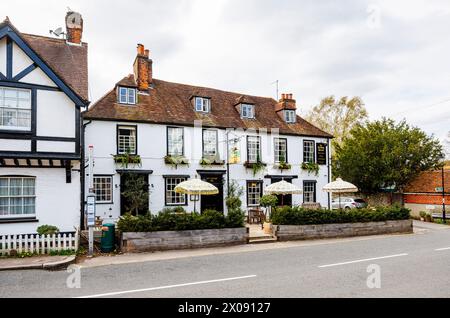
[203, 130, 217, 156]
[168, 127, 183, 156]
[166, 177, 186, 205]
[247, 136, 260, 163]
[127, 88, 136, 104]
[0, 177, 35, 218]
[118, 126, 136, 154]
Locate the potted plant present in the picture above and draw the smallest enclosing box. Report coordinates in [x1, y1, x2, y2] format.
[164, 155, 189, 168]
[301, 162, 320, 176]
[260, 194, 278, 234]
[419, 211, 426, 222]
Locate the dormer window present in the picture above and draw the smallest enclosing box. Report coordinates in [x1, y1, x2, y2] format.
[195, 97, 211, 113]
[284, 110, 296, 123]
[118, 87, 137, 105]
[241, 103, 255, 119]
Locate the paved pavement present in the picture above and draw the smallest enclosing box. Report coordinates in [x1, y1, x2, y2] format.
[0, 255, 75, 271]
[1, 220, 450, 298]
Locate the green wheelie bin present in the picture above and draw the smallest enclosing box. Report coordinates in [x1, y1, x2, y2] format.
[100, 223, 115, 253]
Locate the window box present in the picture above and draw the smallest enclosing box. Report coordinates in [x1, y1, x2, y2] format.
[164, 155, 189, 168]
[244, 161, 267, 176]
[199, 157, 225, 166]
[113, 153, 142, 168]
[301, 162, 320, 176]
[274, 162, 291, 170]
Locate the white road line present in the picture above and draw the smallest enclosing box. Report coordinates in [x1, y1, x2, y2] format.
[76, 274, 257, 298]
[435, 247, 450, 251]
[318, 253, 408, 268]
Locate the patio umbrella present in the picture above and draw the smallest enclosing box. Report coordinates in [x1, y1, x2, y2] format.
[174, 178, 219, 213]
[265, 180, 302, 206]
[322, 178, 358, 209]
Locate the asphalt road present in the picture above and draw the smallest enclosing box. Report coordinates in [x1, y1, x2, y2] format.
[1, 221, 450, 298]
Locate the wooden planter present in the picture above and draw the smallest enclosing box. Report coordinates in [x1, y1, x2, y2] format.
[121, 227, 249, 253]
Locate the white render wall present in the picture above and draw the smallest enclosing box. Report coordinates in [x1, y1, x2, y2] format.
[0, 166, 81, 235]
[85, 120, 331, 223]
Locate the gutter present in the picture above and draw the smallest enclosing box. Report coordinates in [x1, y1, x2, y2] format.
[80, 119, 92, 231]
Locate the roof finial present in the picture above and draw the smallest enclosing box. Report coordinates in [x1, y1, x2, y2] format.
[4, 16, 10, 23]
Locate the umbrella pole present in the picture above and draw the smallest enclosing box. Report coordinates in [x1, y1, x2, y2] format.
[194, 197, 197, 213]
[339, 193, 341, 210]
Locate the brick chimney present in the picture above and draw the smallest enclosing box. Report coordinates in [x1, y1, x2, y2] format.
[275, 93, 296, 112]
[133, 44, 153, 91]
[65, 11, 83, 45]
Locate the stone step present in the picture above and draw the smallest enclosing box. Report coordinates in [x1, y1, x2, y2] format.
[248, 237, 277, 244]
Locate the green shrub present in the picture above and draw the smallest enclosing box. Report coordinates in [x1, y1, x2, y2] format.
[37, 225, 60, 236]
[117, 209, 246, 233]
[271, 206, 410, 225]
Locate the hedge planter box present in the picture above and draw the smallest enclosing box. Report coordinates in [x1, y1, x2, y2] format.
[121, 227, 249, 253]
[274, 219, 413, 241]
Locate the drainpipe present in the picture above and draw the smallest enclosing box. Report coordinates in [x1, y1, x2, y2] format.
[80, 119, 92, 231]
[327, 138, 331, 210]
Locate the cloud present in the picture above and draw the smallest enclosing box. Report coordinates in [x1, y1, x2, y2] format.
[1, 0, 449, 147]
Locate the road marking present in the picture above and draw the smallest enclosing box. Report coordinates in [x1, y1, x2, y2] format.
[435, 247, 450, 251]
[318, 253, 408, 268]
[76, 274, 257, 298]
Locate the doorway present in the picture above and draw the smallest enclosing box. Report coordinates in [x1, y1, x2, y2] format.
[120, 172, 150, 215]
[199, 171, 224, 213]
[271, 177, 293, 206]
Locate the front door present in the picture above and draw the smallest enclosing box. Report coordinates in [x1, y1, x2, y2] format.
[120, 173, 149, 215]
[200, 174, 224, 213]
[271, 178, 292, 206]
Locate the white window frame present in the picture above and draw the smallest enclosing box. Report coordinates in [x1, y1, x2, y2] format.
[202, 129, 218, 157]
[117, 126, 137, 155]
[93, 176, 113, 204]
[303, 140, 315, 163]
[167, 127, 184, 156]
[247, 136, 261, 163]
[303, 181, 316, 203]
[165, 177, 187, 206]
[274, 138, 287, 163]
[118, 87, 137, 105]
[241, 103, 255, 119]
[195, 97, 211, 113]
[0, 87, 32, 131]
[284, 110, 296, 123]
[247, 181, 263, 206]
[0, 177, 36, 219]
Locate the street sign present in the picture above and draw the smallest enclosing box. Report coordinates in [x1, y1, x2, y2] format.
[86, 194, 96, 227]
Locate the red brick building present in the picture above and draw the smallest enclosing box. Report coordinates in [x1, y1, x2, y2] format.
[403, 167, 450, 217]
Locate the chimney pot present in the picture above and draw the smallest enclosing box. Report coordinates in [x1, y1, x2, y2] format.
[137, 44, 145, 56]
[281, 93, 286, 100]
[144, 49, 150, 58]
[65, 11, 83, 44]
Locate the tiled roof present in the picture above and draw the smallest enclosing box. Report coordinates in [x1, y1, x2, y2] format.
[0, 19, 89, 102]
[84, 75, 333, 138]
[404, 168, 450, 194]
[22, 33, 89, 102]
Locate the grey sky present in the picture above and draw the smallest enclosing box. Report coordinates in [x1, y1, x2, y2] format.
[2, 0, 449, 150]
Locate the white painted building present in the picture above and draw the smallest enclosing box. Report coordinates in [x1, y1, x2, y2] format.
[83, 44, 333, 223]
[0, 13, 89, 235]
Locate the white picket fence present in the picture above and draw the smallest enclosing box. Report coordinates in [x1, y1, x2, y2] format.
[0, 231, 79, 256]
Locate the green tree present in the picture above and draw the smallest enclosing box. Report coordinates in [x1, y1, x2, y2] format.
[334, 118, 445, 193]
[306, 96, 368, 153]
[121, 173, 149, 215]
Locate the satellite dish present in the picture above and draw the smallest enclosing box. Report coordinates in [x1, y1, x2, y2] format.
[53, 27, 63, 36]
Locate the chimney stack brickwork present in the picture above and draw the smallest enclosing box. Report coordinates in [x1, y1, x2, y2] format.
[65, 11, 83, 44]
[133, 44, 153, 91]
[275, 93, 297, 112]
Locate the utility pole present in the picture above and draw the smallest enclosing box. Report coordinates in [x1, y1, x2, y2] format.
[442, 166, 446, 221]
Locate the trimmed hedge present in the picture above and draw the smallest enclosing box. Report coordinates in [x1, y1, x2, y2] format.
[271, 206, 410, 225]
[117, 209, 246, 232]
